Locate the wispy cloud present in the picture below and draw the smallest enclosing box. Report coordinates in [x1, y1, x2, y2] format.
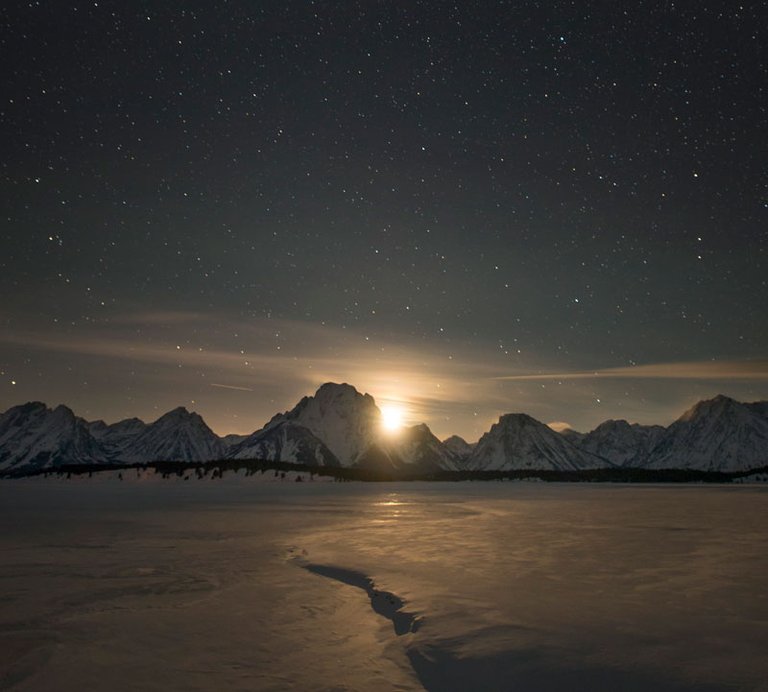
[5, 311, 767, 439]
[0, 314, 503, 414]
[209, 383, 255, 392]
[495, 359, 768, 381]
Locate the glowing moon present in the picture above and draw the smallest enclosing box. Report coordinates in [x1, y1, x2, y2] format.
[380, 405, 404, 433]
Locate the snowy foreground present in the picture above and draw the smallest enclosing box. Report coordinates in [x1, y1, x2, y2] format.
[1, 481, 767, 692]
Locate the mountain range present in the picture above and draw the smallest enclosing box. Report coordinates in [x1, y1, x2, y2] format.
[1, 385, 766, 476]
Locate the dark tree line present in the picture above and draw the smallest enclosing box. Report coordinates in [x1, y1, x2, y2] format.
[10, 459, 768, 483]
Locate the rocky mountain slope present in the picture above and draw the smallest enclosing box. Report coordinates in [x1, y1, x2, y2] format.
[2, 390, 767, 475]
[0, 402, 107, 472]
[230, 383, 459, 471]
[574, 419, 665, 467]
[645, 395, 768, 472]
[230, 420, 340, 466]
[467, 413, 607, 471]
[116, 407, 225, 463]
[442, 435, 475, 466]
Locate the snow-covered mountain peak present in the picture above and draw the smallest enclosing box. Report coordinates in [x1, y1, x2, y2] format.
[51, 404, 78, 423]
[109, 417, 146, 434]
[148, 407, 209, 431]
[678, 394, 740, 422]
[275, 382, 381, 465]
[314, 381, 373, 404]
[0, 402, 49, 431]
[229, 391, 460, 471]
[292, 382, 377, 420]
[443, 434, 473, 448]
[0, 401, 106, 472]
[230, 420, 340, 466]
[442, 435, 475, 466]
[5, 391, 768, 475]
[383, 423, 462, 471]
[115, 407, 223, 463]
[496, 413, 540, 430]
[12, 401, 48, 416]
[648, 395, 768, 471]
[88, 419, 108, 435]
[87, 416, 147, 456]
[594, 418, 632, 432]
[156, 406, 193, 421]
[571, 418, 665, 467]
[468, 412, 606, 471]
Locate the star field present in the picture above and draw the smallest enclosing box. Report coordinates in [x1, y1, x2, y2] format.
[1, 1, 767, 438]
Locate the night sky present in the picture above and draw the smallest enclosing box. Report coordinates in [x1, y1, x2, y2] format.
[2, 1, 767, 440]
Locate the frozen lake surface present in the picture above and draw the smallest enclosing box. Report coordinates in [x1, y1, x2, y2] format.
[1, 480, 767, 691]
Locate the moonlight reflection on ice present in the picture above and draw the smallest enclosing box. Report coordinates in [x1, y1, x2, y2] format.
[1, 480, 766, 691]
